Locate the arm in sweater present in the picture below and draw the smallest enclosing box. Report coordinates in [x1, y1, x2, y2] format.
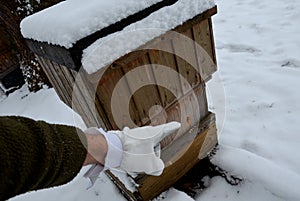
[0, 116, 89, 200]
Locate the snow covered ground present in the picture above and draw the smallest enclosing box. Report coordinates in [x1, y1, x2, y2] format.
[1, 0, 300, 200]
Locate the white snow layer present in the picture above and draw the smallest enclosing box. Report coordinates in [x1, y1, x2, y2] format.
[20, 0, 164, 48]
[82, 0, 216, 74]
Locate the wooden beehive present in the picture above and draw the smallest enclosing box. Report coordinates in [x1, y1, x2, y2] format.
[24, 1, 218, 200]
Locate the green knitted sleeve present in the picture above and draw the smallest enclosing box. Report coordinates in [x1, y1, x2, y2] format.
[0, 116, 87, 200]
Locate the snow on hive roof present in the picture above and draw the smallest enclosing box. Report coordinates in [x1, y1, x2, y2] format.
[82, 0, 216, 74]
[20, 0, 216, 74]
[20, 0, 164, 48]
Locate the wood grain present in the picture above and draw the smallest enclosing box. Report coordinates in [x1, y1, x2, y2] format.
[192, 18, 217, 81]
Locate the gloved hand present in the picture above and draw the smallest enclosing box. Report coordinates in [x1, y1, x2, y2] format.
[109, 121, 181, 176]
[84, 122, 180, 188]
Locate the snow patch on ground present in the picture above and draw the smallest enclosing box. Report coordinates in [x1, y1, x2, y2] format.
[0, 85, 85, 129]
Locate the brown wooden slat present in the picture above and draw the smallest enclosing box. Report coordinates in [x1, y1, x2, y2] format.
[58, 65, 98, 128]
[36, 56, 70, 105]
[172, 28, 201, 92]
[122, 52, 162, 125]
[163, 83, 208, 147]
[73, 70, 111, 129]
[208, 17, 217, 68]
[148, 37, 183, 108]
[48, 60, 73, 106]
[51, 62, 74, 98]
[192, 18, 217, 82]
[96, 65, 141, 129]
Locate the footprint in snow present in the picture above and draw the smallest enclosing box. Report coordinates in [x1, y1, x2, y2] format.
[281, 59, 300, 68]
[218, 44, 261, 55]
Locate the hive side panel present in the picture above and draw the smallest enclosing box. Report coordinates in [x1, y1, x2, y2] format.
[50, 62, 74, 102]
[148, 38, 183, 108]
[59, 66, 103, 128]
[172, 28, 201, 92]
[96, 66, 141, 129]
[74, 71, 112, 129]
[122, 52, 162, 125]
[208, 17, 217, 69]
[36, 55, 71, 106]
[99, 6, 218, 201]
[192, 18, 217, 81]
[160, 84, 207, 148]
[36, 54, 108, 128]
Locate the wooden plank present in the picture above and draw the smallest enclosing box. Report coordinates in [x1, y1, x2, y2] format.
[106, 112, 217, 201]
[208, 17, 217, 69]
[172, 28, 201, 93]
[36, 56, 70, 105]
[50, 62, 74, 100]
[73, 70, 111, 129]
[58, 65, 100, 128]
[122, 52, 162, 125]
[49, 59, 72, 107]
[96, 65, 141, 129]
[148, 37, 183, 108]
[39, 59, 111, 129]
[162, 111, 214, 164]
[163, 83, 208, 147]
[192, 18, 217, 82]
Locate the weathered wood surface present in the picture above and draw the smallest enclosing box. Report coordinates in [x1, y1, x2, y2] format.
[36, 56, 70, 104]
[122, 53, 161, 125]
[72, 70, 110, 129]
[36, 55, 109, 128]
[90, 14, 215, 132]
[172, 28, 201, 90]
[106, 112, 217, 201]
[148, 39, 181, 108]
[95, 65, 141, 129]
[192, 18, 217, 81]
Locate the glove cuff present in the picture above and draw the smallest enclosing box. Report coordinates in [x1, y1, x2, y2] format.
[83, 128, 123, 189]
[98, 128, 123, 168]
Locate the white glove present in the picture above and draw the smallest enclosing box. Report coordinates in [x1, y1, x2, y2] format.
[84, 122, 181, 188]
[109, 121, 181, 176]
